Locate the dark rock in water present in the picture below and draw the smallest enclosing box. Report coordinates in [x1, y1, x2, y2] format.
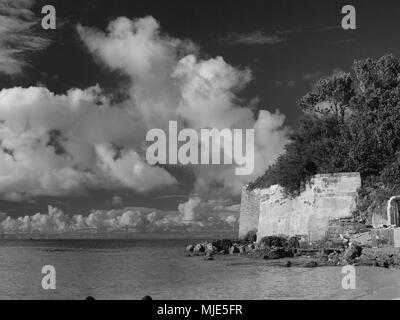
[212, 239, 233, 254]
[205, 243, 217, 255]
[263, 248, 287, 259]
[383, 260, 389, 268]
[142, 295, 153, 300]
[303, 260, 318, 268]
[285, 261, 292, 267]
[85, 296, 95, 300]
[343, 243, 363, 263]
[204, 253, 215, 261]
[186, 244, 194, 252]
[193, 243, 205, 253]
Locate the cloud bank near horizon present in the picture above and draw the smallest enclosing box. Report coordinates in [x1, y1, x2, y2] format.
[0, 197, 239, 235]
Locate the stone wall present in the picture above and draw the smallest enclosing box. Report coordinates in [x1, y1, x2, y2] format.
[256, 172, 361, 241]
[238, 187, 263, 238]
[370, 228, 400, 248]
[326, 217, 370, 241]
[239, 172, 362, 241]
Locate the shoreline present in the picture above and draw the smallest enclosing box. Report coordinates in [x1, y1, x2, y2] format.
[186, 238, 400, 300]
[185, 236, 400, 269]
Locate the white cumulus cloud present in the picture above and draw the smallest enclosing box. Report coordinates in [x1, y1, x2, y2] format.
[0, 15, 288, 202]
[77, 16, 289, 197]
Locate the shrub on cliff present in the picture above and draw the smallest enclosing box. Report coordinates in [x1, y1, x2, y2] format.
[248, 54, 400, 221]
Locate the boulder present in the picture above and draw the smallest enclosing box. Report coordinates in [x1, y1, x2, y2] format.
[263, 248, 287, 259]
[343, 243, 363, 263]
[203, 253, 215, 261]
[260, 236, 288, 248]
[302, 260, 318, 268]
[193, 243, 205, 253]
[212, 239, 233, 254]
[205, 243, 217, 254]
[327, 251, 342, 266]
[186, 244, 194, 252]
[288, 236, 300, 249]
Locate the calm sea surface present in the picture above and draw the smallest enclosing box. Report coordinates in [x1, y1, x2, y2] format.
[0, 239, 399, 300]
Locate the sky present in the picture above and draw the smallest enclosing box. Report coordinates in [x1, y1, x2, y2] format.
[0, 0, 399, 237]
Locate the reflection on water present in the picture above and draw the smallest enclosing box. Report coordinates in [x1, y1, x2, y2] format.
[0, 239, 398, 300]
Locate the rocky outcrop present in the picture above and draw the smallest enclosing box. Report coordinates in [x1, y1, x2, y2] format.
[263, 248, 293, 259]
[343, 243, 363, 263]
[185, 234, 400, 268]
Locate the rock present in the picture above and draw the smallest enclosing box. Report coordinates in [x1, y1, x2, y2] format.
[343, 243, 363, 263]
[193, 243, 205, 253]
[382, 260, 390, 268]
[285, 261, 292, 267]
[263, 248, 287, 259]
[288, 237, 300, 249]
[186, 244, 194, 252]
[260, 236, 288, 248]
[303, 260, 318, 268]
[355, 252, 375, 266]
[229, 245, 240, 254]
[204, 253, 215, 261]
[205, 243, 217, 254]
[212, 239, 232, 254]
[327, 251, 342, 266]
[350, 231, 372, 247]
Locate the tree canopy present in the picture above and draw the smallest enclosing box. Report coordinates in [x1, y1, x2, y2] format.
[248, 54, 400, 198]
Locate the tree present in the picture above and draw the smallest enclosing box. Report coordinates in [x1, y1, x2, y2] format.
[298, 71, 355, 121]
[249, 54, 400, 198]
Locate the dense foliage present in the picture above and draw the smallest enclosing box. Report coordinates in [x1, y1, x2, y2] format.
[248, 54, 400, 202]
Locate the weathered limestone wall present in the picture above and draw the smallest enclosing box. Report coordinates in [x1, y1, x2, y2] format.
[241, 173, 361, 241]
[239, 187, 270, 238]
[395, 228, 400, 247]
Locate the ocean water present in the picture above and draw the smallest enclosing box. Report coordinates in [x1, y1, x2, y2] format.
[0, 239, 399, 300]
